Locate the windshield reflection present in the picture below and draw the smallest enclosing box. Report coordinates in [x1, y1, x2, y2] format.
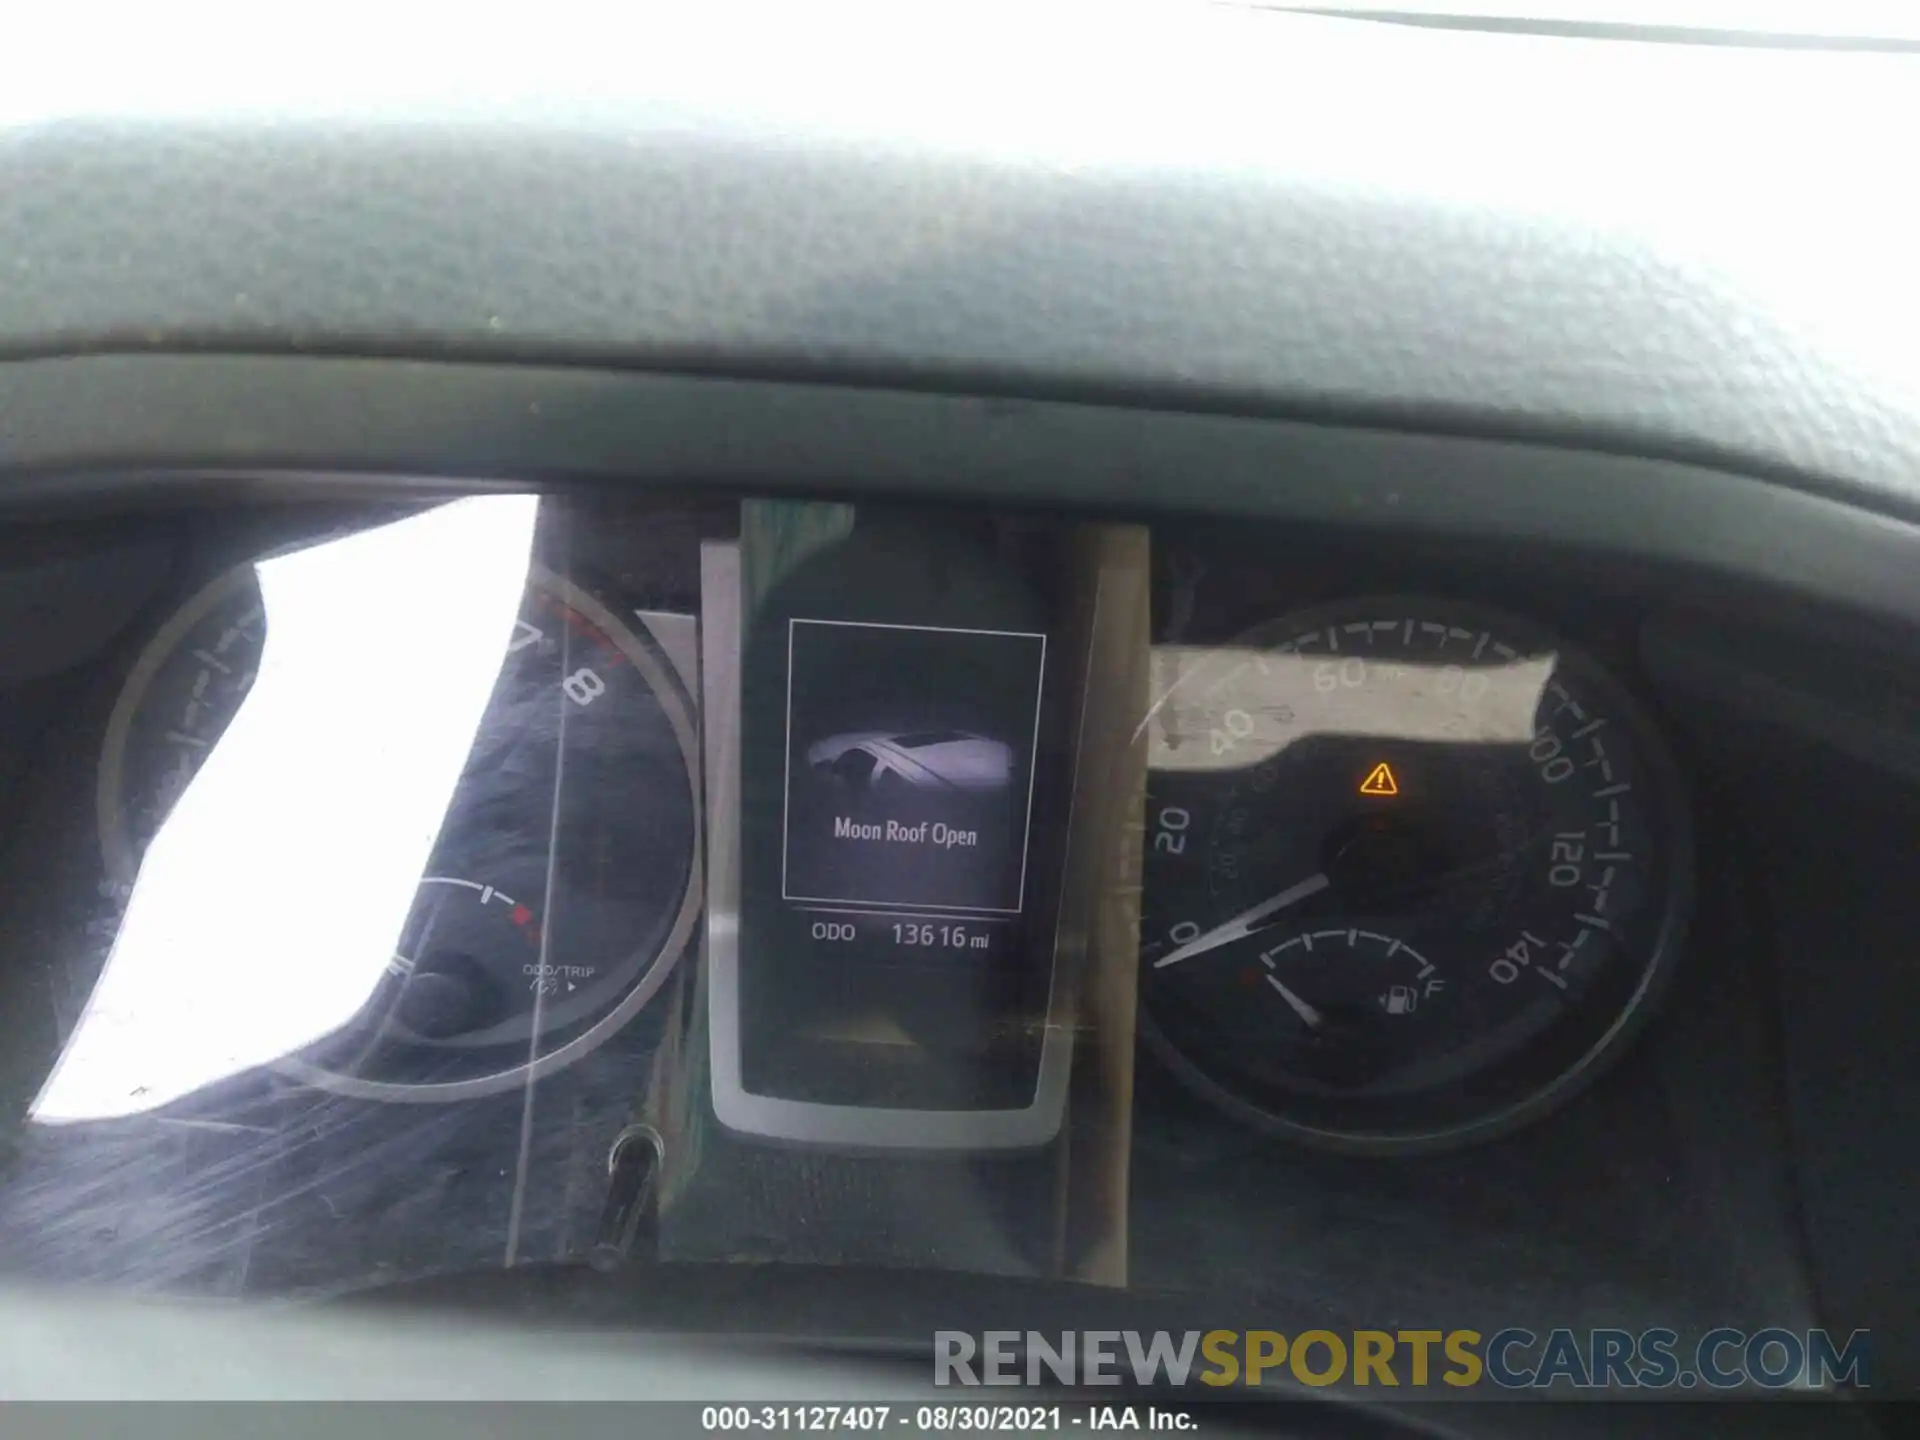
[31, 496, 539, 1124]
[1145, 643, 1556, 772]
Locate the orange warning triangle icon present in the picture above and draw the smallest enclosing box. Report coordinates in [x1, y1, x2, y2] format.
[1359, 762, 1399, 797]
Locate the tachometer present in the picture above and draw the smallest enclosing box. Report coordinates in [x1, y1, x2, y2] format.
[1140, 597, 1689, 1152]
[98, 564, 701, 1101]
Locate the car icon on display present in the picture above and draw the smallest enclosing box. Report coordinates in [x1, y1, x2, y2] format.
[808, 730, 1012, 792]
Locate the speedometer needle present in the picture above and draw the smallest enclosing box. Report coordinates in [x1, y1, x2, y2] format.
[1151, 873, 1331, 968]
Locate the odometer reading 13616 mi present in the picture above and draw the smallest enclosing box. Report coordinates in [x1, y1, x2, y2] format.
[1140, 596, 1691, 1152]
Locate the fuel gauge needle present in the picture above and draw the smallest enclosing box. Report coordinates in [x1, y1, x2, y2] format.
[1265, 975, 1324, 1029]
[1151, 873, 1331, 968]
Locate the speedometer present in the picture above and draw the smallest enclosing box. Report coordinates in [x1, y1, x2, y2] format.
[1140, 597, 1690, 1152]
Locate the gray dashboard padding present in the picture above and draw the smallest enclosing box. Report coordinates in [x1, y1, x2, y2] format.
[0, 1284, 917, 1401]
[2, 7, 1919, 517]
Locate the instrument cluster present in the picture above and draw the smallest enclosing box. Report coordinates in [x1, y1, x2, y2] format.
[0, 492, 1702, 1300]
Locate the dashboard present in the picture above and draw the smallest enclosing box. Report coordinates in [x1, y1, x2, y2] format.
[0, 481, 1885, 1338]
[2, 0, 1920, 1422]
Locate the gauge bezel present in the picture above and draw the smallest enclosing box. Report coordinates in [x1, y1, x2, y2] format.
[1139, 594, 1695, 1155]
[96, 562, 704, 1104]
